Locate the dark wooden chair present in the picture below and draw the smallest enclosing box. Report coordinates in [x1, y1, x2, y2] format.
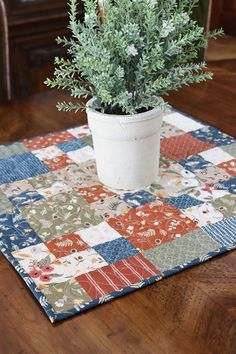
[0, 0, 11, 103]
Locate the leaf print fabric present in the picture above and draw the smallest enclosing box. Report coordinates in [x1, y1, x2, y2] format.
[0, 117, 235, 323]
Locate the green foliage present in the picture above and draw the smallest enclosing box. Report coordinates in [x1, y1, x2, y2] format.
[45, 0, 223, 115]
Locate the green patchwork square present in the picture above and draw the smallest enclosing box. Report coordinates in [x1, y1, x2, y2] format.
[211, 194, 236, 218]
[21, 190, 103, 242]
[0, 142, 29, 159]
[143, 229, 220, 272]
[42, 278, 90, 313]
[0, 190, 14, 215]
[221, 143, 236, 158]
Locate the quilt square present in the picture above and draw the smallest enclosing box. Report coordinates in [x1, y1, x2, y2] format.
[218, 159, 236, 177]
[0, 190, 13, 215]
[46, 232, 89, 258]
[58, 138, 87, 153]
[90, 194, 131, 221]
[43, 154, 74, 171]
[78, 222, 121, 247]
[182, 203, 224, 227]
[160, 133, 214, 160]
[32, 146, 62, 160]
[160, 122, 185, 139]
[37, 181, 72, 199]
[0, 179, 34, 198]
[67, 125, 90, 138]
[164, 194, 204, 210]
[196, 166, 230, 184]
[120, 190, 157, 208]
[142, 229, 220, 272]
[9, 191, 44, 208]
[188, 184, 229, 203]
[75, 184, 115, 203]
[202, 216, 236, 246]
[199, 147, 233, 165]
[67, 146, 95, 164]
[210, 194, 236, 218]
[76, 254, 159, 300]
[163, 112, 204, 132]
[108, 200, 197, 251]
[0, 152, 49, 184]
[179, 154, 213, 173]
[221, 142, 236, 157]
[93, 238, 139, 264]
[79, 135, 94, 148]
[42, 278, 91, 313]
[21, 190, 103, 242]
[216, 177, 236, 194]
[0, 142, 29, 159]
[191, 126, 235, 146]
[23, 131, 74, 150]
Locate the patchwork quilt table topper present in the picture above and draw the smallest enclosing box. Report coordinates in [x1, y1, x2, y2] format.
[0, 109, 236, 323]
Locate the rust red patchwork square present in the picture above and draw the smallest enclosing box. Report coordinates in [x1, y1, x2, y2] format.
[43, 154, 74, 171]
[46, 233, 89, 258]
[160, 133, 215, 160]
[76, 254, 160, 300]
[108, 200, 197, 251]
[23, 131, 74, 150]
[217, 159, 236, 176]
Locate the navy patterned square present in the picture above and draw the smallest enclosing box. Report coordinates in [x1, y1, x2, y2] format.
[191, 126, 234, 146]
[58, 139, 86, 153]
[120, 190, 156, 208]
[0, 210, 42, 252]
[164, 194, 204, 210]
[216, 177, 236, 194]
[93, 238, 139, 264]
[202, 216, 236, 246]
[9, 191, 44, 208]
[0, 152, 49, 184]
[179, 154, 213, 173]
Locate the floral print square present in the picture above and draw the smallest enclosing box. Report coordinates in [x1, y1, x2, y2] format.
[75, 184, 115, 203]
[196, 166, 231, 184]
[108, 200, 197, 251]
[178, 154, 213, 173]
[120, 190, 157, 208]
[46, 233, 89, 258]
[182, 203, 224, 227]
[67, 146, 95, 164]
[90, 194, 131, 221]
[160, 122, 185, 139]
[160, 133, 214, 160]
[191, 126, 235, 146]
[67, 125, 90, 138]
[42, 278, 91, 313]
[9, 191, 44, 208]
[216, 177, 236, 195]
[210, 194, 236, 218]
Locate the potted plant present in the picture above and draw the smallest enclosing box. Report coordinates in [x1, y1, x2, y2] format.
[45, 0, 222, 190]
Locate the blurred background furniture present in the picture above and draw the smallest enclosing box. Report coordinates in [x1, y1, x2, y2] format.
[0, 0, 10, 103]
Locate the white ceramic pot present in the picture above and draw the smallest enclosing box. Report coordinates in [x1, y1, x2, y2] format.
[86, 98, 163, 191]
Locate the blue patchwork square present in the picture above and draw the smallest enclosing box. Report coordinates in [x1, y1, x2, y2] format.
[120, 190, 157, 208]
[58, 139, 86, 153]
[0, 210, 42, 252]
[0, 152, 49, 184]
[191, 126, 234, 146]
[179, 155, 213, 173]
[9, 191, 44, 208]
[202, 216, 236, 246]
[164, 194, 204, 210]
[216, 177, 236, 194]
[93, 238, 139, 264]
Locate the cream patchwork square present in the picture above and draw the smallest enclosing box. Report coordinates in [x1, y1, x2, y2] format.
[199, 147, 233, 165]
[67, 125, 90, 138]
[37, 182, 72, 198]
[67, 146, 95, 164]
[0, 179, 34, 197]
[32, 146, 63, 160]
[182, 203, 224, 227]
[163, 112, 204, 132]
[77, 221, 122, 247]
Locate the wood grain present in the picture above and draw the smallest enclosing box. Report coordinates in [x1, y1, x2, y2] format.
[0, 48, 236, 354]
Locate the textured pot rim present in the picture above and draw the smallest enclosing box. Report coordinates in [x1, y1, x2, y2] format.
[86, 97, 163, 124]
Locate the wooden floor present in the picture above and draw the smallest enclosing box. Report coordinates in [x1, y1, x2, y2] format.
[0, 39, 236, 354]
